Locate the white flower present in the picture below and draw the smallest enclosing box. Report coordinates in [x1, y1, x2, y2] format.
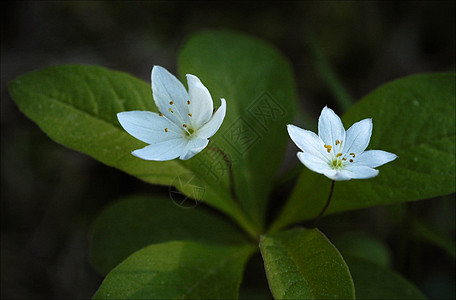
[117, 65, 226, 161]
[287, 106, 397, 181]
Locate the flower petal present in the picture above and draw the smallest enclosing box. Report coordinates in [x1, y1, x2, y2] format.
[342, 165, 379, 179]
[297, 152, 332, 175]
[287, 124, 329, 161]
[151, 65, 190, 126]
[117, 111, 182, 144]
[323, 169, 352, 181]
[186, 74, 213, 129]
[318, 106, 346, 147]
[352, 150, 398, 168]
[132, 138, 188, 161]
[179, 137, 209, 160]
[197, 98, 227, 139]
[343, 118, 373, 154]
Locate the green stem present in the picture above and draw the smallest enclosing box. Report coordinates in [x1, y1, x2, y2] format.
[206, 146, 260, 241]
[310, 180, 336, 228]
[206, 145, 237, 203]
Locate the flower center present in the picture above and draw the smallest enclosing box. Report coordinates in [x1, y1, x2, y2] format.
[330, 158, 344, 169]
[185, 128, 194, 136]
[160, 98, 195, 137]
[324, 140, 356, 170]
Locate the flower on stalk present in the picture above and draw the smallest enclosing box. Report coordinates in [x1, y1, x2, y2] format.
[117, 66, 226, 161]
[287, 106, 397, 181]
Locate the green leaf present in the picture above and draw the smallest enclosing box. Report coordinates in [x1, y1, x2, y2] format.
[89, 195, 250, 275]
[92, 241, 255, 299]
[7, 64, 254, 238]
[178, 30, 297, 231]
[259, 228, 355, 299]
[271, 73, 456, 232]
[345, 256, 427, 299]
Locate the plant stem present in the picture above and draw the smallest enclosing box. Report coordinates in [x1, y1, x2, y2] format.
[207, 146, 261, 241]
[206, 145, 237, 203]
[310, 180, 336, 228]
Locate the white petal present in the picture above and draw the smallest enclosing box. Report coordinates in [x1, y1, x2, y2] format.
[117, 111, 182, 144]
[197, 98, 227, 139]
[343, 118, 373, 154]
[179, 137, 209, 160]
[323, 169, 352, 181]
[342, 165, 379, 179]
[318, 106, 346, 147]
[353, 150, 398, 168]
[287, 124, 329, 161]
[297, 152, 332, 175]
[151, 66, 190, 126]
[187, 74, 213, 129]
[132, 138, 188, 161]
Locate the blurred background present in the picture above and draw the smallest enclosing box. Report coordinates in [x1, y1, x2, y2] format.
[1, 1, 455, 299]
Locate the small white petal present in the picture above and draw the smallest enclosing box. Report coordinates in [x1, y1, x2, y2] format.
[187, 74, 213, 129]
[318, 106, 346, 146]
[132, 138, 188, 161]
[117, 111, 182, 144]
[344, 118, 373, 154]
[297, 152, 332, 175]
[342, 165, 379, 179]
[353, 150, 398, 168]
[179, 137, 209, 160]
[197, 98, 227, 139]
[151, 66, 190, 125]
[323, 169, 352, 181]
[287, 124, 329, 161]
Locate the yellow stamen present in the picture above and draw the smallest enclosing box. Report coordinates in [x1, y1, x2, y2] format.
[164, 128, 168, 132]
[324, 145, 332, 153]
[187, 100, 191, 105]
[336, 153, 342, 157]
[342, 158, 347, 161]
[183, 124, 187, 128]
[159, 113, 163, 116]
[188, 113, 192, 117]
[168, 108, 173, 113]
[335, 140, 340, 145]
[169, 101, 174, 105]
[350, 153, 356, 157]
[349, 159, 354, 162]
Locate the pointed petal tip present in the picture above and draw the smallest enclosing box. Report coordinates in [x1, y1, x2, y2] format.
[286, 124, 299, 131]
[286, 124, 298, 136]
[186, 73, 198, 80]
[151, 65, 169, 79]
[321, 105, 336, 114]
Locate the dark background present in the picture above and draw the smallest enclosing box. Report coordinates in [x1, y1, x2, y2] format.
[1, 1, 455, 299]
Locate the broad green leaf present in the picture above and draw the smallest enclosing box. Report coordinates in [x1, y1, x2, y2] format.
[271, 73, 455, 232]
[345, 256, 427, 299]
[89, 195, 250, 275]
[259, 228, 355, 299]
[93, 241, 255, 299]
[333, 232, 392, 268]
[7, 64, 254, 237]
[178, 30, 297, 232]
